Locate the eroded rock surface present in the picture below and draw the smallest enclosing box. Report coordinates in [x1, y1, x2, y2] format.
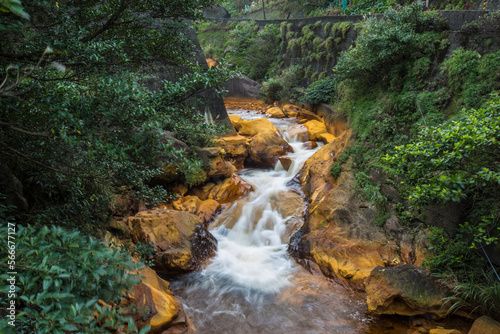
[120, 209, 217, 273]
[247, 130, 293, 168]
[124, 266, 194, 334]
[364, 265, 452, 319]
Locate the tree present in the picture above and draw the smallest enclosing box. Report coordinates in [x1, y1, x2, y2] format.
[0, 0, 233, 227]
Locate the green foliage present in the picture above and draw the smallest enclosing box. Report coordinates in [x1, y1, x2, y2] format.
[0, 203, 148, 333]
[302, 77, 337, 105]
[345, 0, 396, 14]
[329, 148, 350, 178]
[262, 65, 304, 102]
[334, 4, 446, 86]
[225, 22, 281, 81]
[0, 0, 232, 228]
[443, 48, 500, 108]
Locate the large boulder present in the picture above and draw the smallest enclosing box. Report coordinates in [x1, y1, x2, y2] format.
[297, 108, 322, 121]
[290, 132, 406, 286]
[196, 147, 236, 179]
[215, 134, 249, 169]
[171, 195, 221, 224]
[282, 103, 299, 117]
[237, 118, 278, 137]
[247, 130, 293, 168]
[123, 266, 194, 334]
[120, 209, 217, 273]
[229, 115, 244, 131]
[266, 107, 285, 118]
[304, 120, 328, 141]
[204, 174, 253, 204]
[364, 265, 452, 319]
[469, 316, 500, 334]
[223, 74, 263, 99]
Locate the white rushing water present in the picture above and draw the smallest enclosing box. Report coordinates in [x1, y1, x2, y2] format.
[169, 110, 373, 333]
[205, 132, 321, 295]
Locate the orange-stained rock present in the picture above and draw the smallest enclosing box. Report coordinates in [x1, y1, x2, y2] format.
[288, 124, 309, 142]
[207, 174, 253, 204]
[298, 108, 322, 121]
[282, 103, 299, 117]
[429, 329, 462, 334]
[279, 157, 293, 171]
[124, 266, 194, 334]
[247, 130, 293, 168]
[229, 115, 244, 131]
[364, 265, 452, 319]
[266, 107, 286, 118]
[290, 131, 406, 287]
[302, 141, 318, 150]
[469, 316, 500, 334]
[111, 194, 146, 217]
[318, 132, 335, 144]
[298, 119, 308, 124]
[172, 184, 188, 197]
[172, 195, 221, 224]
[120, 209, 217, 273]
[237, 118, 278, 136]
[304, 120, 327, 141]
[215, 134, 249, 169]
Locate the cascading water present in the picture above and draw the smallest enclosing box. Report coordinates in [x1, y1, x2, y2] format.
[169, 110, 372, 333]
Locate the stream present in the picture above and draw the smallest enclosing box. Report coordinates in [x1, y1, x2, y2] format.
[169, 109, 402, 333]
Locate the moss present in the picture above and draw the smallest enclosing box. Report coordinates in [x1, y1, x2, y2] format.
[332, 22, 341, 36]
[286, 31, 296, 40]
[339, 21, 353, 38]
[324, 22, 333, 36]
[354, 21, 365, 32]
[314, 20, 323, 30]
[325, 36, 335, 50]
[305, 65, 313, 77]
[335, 37, 341, 44]
[311, 72, 318, 82]
[318, 71, 328, 80]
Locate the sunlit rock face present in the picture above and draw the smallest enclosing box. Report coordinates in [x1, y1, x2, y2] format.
[120, 209, 217, 274]
[364, 265, 452, 319]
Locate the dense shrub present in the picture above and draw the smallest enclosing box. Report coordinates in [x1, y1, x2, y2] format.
[302, 77, 337, 105]
[262, 65, 304, 102]
[334, 3, 446, 87]
[0, 202, 149, 333]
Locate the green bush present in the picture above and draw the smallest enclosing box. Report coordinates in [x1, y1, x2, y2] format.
[443, 48, 500, 108]
[334, 3, 446, 86]
[0, 203, 148, 333]
[262, 65, 304, 103]
[302, 77, 337, 105]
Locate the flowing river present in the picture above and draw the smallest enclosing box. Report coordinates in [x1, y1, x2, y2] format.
[169, 109, 394, 333]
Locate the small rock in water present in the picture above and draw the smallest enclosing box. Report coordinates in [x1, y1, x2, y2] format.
[302, 141, 318, 150]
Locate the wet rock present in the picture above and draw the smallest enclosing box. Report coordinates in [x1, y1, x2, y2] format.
[279, 157, 293, 171]
[288, 124, 309, 142]
[270, 190, 306, 219]
[229, 115, 244, 131]
[292, 131, 405, 286]
[207, 174, 253, 204]
[196, 147, 235, 179]
[302, 141, 318, 149]
[172, 195, 221, 224]
[298, 109, 322, 121]
[121, 209, 217, 273]
[237, 118, 278, 136]
[215, 134, 249, 169]
[123, 266, 194, 334]
[282, 103, 299, 117]
[429, 329, 462, 334]
[469, 316, 500, 334]
[304, 120, 328, 141]
[318, 132, 335, 144]
[266, 107, 285, 118]
[247, 130, 293, 168]
[298, 119, 308, 124]
[364, 265, 452, 319]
